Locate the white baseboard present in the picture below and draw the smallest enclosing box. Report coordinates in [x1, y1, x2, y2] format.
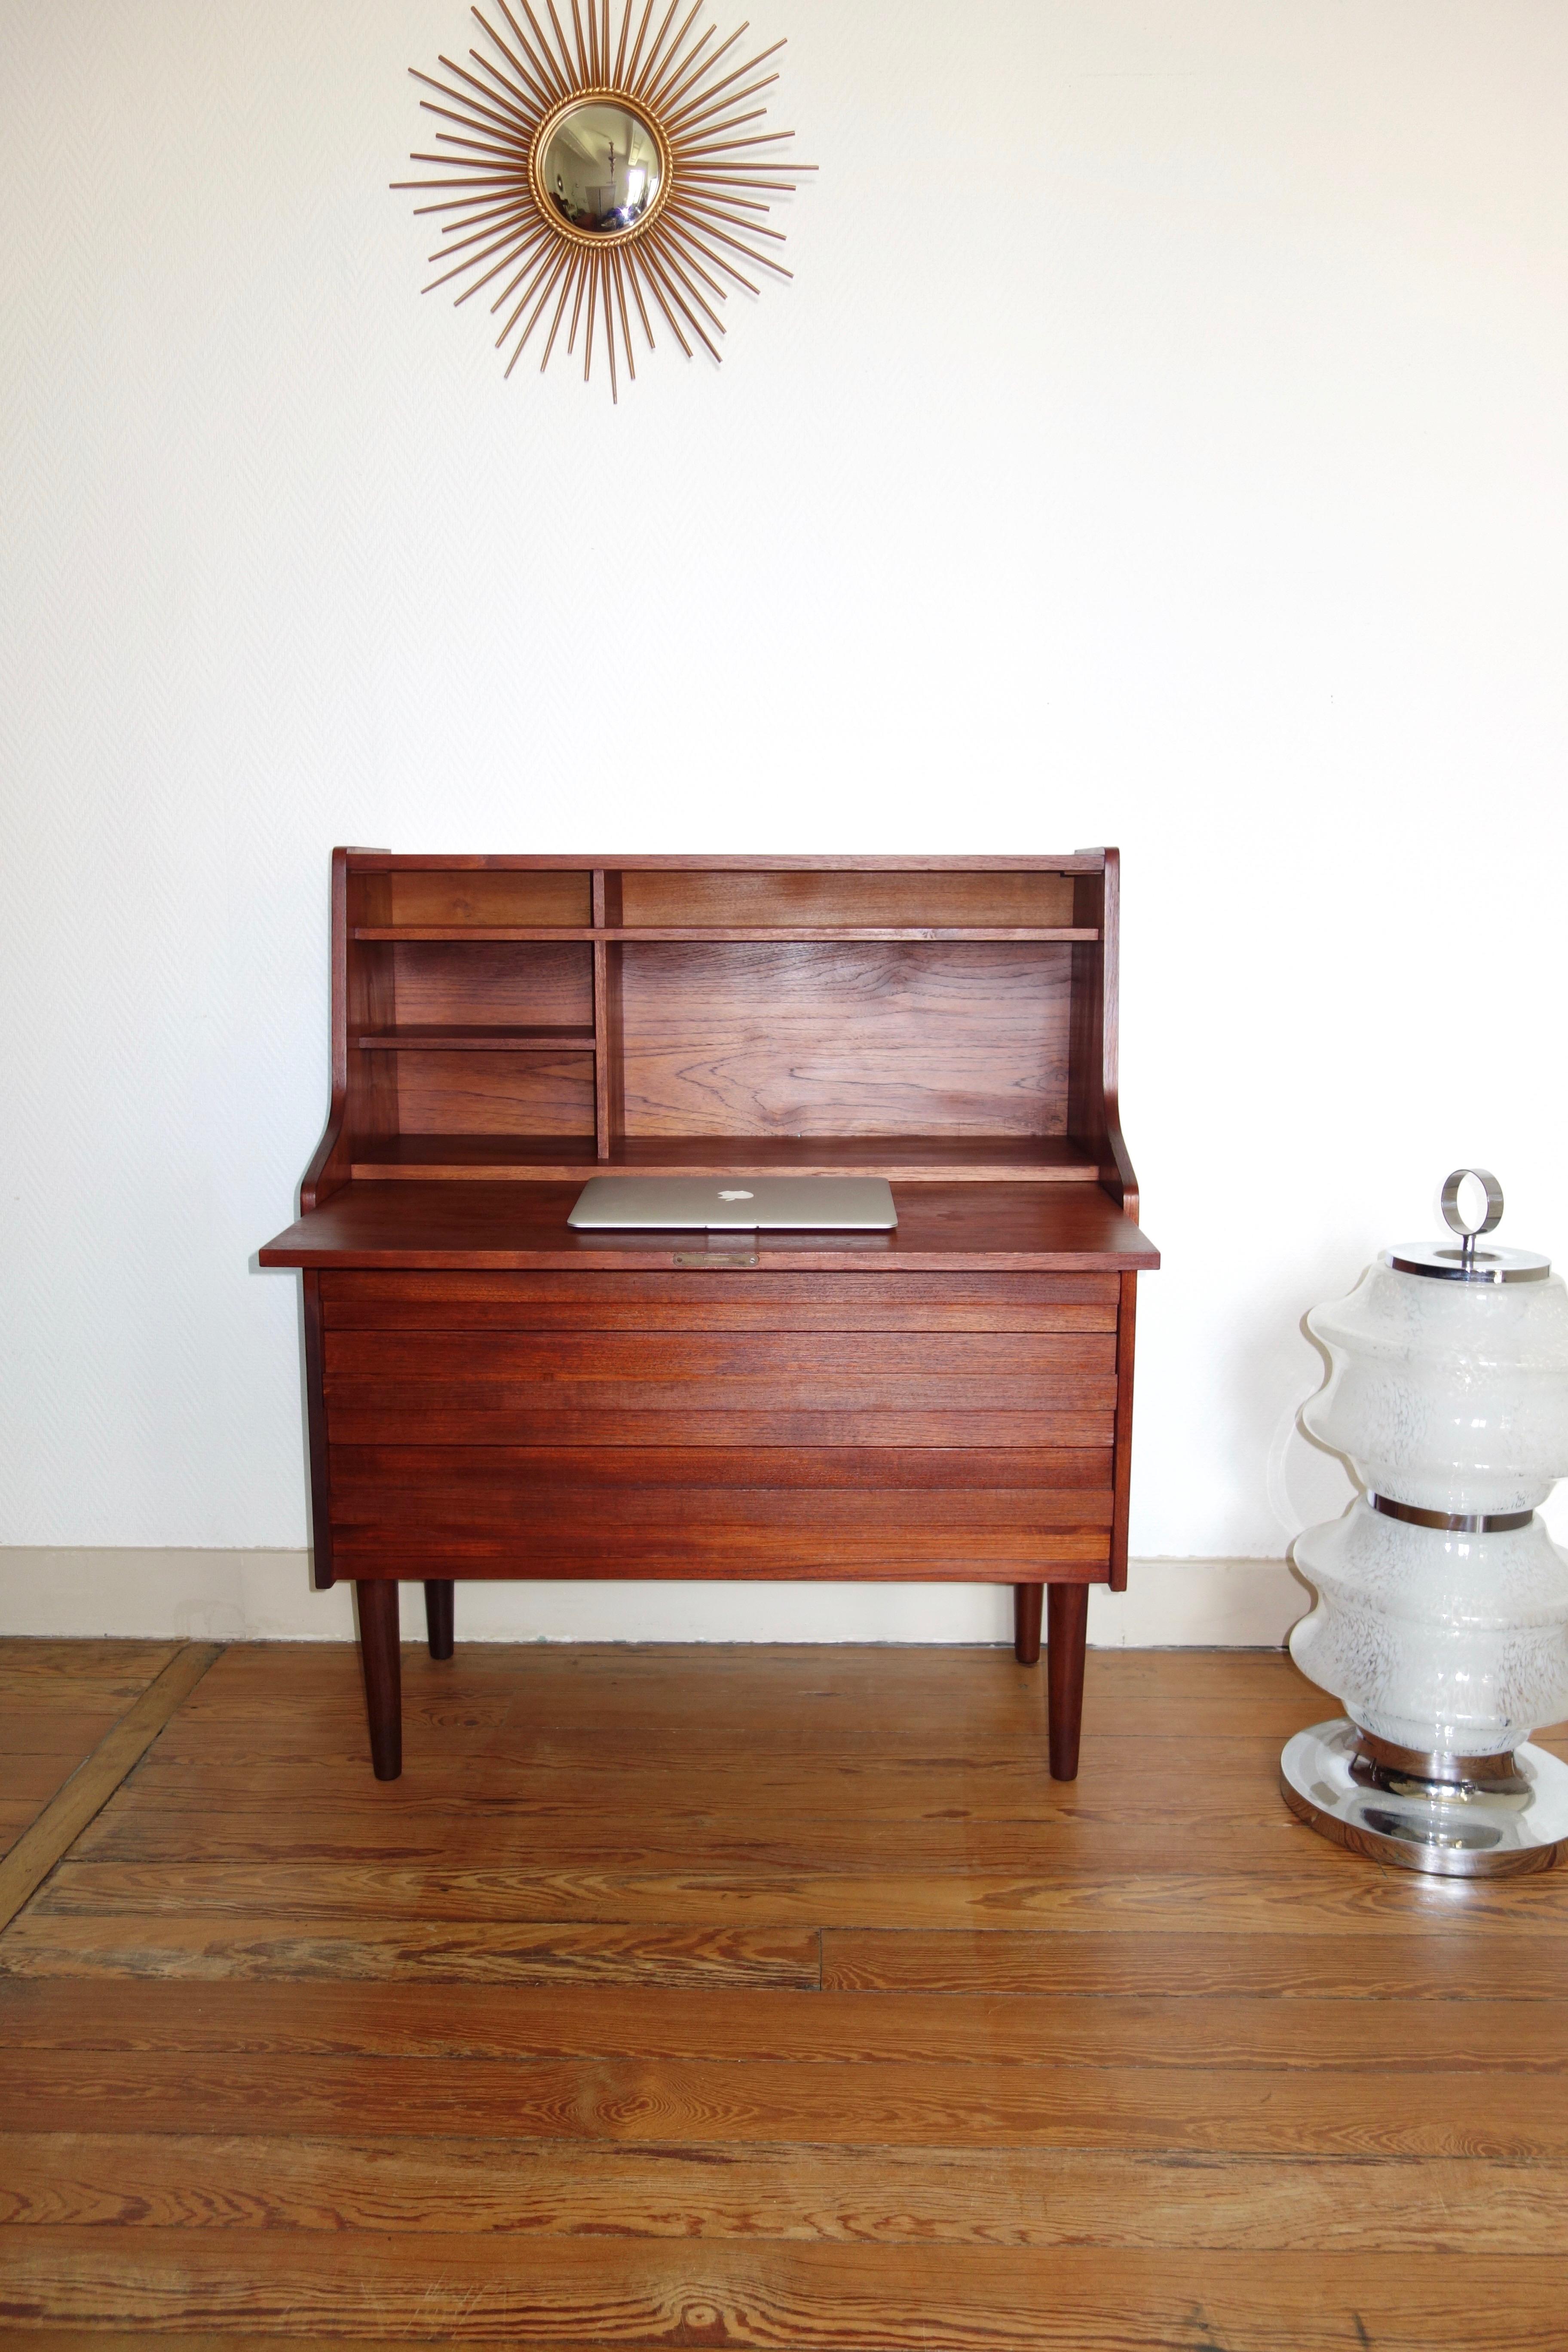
[0, 1550, 1310, 1648]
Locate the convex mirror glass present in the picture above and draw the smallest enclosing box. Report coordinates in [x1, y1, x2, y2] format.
[541, 103, 662, 233]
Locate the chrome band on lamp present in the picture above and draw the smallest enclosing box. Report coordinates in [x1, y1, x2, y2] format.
[1368, 1494, 1535, 1535]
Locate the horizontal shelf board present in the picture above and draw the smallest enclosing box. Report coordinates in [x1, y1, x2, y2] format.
[345, 854, 1110, 873]
[352, 927, 1099, 945]
[355, 928, 597, 942]
[352, 1028, 597, 1054]
[623, 928, 1099, 943]
[348, 1136, 1103, 1184]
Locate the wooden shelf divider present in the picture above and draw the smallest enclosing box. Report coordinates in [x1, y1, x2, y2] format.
[591, 871, 626, 1164]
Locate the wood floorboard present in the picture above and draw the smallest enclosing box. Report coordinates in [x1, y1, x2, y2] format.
[2, 2236, 1565, 2349]
[18, 1854, 1568, 1933]
[5, 1978, 1565, 2064]
[5, 2132, 1568, 2252]
[80, 1740, 1336, 1816]
[0, 1918, 821, 1986]
[1, 1641, 1565, 2348]
[0, 1715, 139, 1762]
[150, 1694, 1330, 1744]
[819, 1926, 1568, 1997]
[8, 1915, 1562, 1997]
[0, 1759, 90, 1809]
[0, 1638, 185, 1700]
[69, 1810, 1320, 1874]
[3, 2047, 1565, 2156]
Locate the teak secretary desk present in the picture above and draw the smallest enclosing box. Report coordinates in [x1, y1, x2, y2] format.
[260, 852, 1159, 1780]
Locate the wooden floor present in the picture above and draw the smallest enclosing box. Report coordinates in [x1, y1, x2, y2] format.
[1, 1637, 1565, 2349]
[0, 1642, 184, 1866]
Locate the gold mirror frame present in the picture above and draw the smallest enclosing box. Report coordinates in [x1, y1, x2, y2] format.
[395, 1, 815, 401]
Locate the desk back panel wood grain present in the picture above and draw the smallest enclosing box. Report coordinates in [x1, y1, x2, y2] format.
[260, 853, 1158, 1782]
[619, 940, 1074, 1139]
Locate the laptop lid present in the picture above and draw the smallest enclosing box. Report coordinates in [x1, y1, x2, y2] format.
[568, 1176, 898, 1231]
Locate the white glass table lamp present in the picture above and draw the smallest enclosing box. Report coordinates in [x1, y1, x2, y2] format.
[1282, 1170, 1568, 1876]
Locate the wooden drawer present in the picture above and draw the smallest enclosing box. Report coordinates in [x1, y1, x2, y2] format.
[318, 1271, 1121, 1583]
[328, 1478, 1113, 1581]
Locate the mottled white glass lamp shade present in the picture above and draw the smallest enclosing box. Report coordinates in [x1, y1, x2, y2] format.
[1282, 1171, 1568, 1876]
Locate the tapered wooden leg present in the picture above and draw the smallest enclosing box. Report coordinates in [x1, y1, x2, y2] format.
[356, 1580, 402, 1781]
[1014, 1582, 1043, 1666]
[1047, 1583, 1089, 1781]
[424, 1579, 454, 1661]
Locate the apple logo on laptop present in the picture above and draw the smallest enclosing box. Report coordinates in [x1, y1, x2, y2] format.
[717, 1190, 754, 1202]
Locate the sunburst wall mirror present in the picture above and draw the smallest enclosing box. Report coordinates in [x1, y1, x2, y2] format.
[395, 0, 814, 399]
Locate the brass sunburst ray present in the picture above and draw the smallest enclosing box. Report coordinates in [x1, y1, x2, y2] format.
[397, 0, 813, 399]
[647, 21, 715, 113]
[642, 247, 720, 363]
[662, 22, 745, 116]
[667, 46, 786, 129]
[631, 0, 684, 98]
[499, 247, 570, 370]
[492, 236, 557, 326]
[654, 234, 725, 325]
[610, 247, 637, 374]
[434, 52, 535, 119]
[423, 216, 537, 296]
[436, 193, 539, 239]
[413, 75, 527, 140]
[498, 2, 568, 103]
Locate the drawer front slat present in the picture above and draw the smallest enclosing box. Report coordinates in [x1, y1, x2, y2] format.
[324, 1332, 1117, 1381]
[328, 1484, 1117, 1534]
[322, 1297, 1119, 1334]
[331, 1527, 1111, 1579]
[326, 1406, 1117, 1449]
[328, 1444, 1116, 1491]
[327, 1375, 1118, 1418]
[320, 1271, 1122, 1307]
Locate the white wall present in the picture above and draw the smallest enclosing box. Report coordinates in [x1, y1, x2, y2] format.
[3, 0, 1566, 1640]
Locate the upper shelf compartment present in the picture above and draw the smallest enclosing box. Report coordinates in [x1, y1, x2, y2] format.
[616, 870, 1082, 931]
[351, 865, 1099, 943]
[305, 848, 1134, 1219]
[377, 870, 594, 930]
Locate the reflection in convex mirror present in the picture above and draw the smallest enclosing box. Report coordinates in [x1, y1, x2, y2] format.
[542, 104, 662, 234]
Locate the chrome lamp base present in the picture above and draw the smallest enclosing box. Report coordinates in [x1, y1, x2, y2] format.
[1281, 1719, 1568, 1878]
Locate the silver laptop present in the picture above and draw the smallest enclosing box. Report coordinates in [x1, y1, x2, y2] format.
[569, 1176, 897, 1231]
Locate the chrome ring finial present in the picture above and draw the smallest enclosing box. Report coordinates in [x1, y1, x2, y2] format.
[1440, 1168, 1504, 1272]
